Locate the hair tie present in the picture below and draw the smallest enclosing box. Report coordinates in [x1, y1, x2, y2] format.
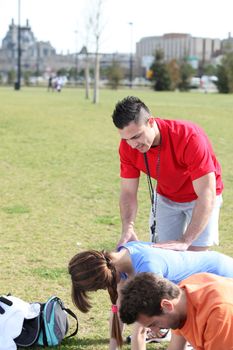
[111, 304, 118, 313]
[104, 254, 112, 269]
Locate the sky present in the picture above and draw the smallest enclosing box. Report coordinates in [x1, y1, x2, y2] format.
[0, 0, 232, 54]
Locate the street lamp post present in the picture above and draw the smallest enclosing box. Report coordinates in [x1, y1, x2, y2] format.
[74, 30, 78, 86]
[129, 22, 133, 88]
[15, 0, 21, 90]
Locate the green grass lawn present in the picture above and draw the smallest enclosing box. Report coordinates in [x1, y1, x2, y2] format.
[0, 86, 233, 349]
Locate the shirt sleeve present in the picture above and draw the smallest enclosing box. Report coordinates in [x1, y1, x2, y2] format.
[183, 133, 215, 181]
[119, 141, 140, 178]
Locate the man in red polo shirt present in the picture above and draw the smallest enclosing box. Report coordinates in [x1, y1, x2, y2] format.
[112, 96, 223, 251]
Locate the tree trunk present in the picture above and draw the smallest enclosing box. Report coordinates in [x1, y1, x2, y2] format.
[93, 52, 100, 104]
[85, 53, 90, 99]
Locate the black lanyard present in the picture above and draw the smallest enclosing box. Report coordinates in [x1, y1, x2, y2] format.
[143, 152, 154, 206]
[143, 145, 161, 242]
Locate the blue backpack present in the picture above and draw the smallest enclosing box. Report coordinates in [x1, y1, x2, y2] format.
[0, 295, 78, 347]
[36, 296, 78, 346]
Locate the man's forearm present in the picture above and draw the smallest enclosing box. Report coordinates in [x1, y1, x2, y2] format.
[118, 178, 140, 245]
[120, 193, 138, 234]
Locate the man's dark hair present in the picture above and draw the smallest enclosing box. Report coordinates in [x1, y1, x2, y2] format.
[119, 272, 180, 325]
[112, 96, 150, 129]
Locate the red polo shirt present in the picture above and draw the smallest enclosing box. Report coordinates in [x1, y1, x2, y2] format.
[119, 118, 223, 202]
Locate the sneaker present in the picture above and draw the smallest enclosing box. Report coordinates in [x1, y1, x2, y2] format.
[126, 329, 171, 344]
[145, 329, 171, 343]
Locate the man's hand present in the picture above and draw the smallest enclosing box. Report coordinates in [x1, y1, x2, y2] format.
[117, 230, 139, 248]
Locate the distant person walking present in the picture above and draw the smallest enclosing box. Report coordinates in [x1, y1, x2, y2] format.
[56, 77, 62, 92]
[47, 76, 53, 92]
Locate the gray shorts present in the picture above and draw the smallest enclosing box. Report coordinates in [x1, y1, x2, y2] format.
[149, 194, 223, 247]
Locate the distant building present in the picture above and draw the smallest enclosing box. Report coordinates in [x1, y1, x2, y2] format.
[0, 20, 232, 81]
[136, 33, 222, 76]
[0, 19, 75, 75]
[222, 32, 233, 53]
[1, 19, 54, 72]
[100, 52, 131, 70]
[0, 19, 134, 81]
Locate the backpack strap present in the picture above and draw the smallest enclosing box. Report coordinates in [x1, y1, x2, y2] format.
[0, 296, 13, 314]
[63, 307, 79, 338]
[39, 303, 48, 346]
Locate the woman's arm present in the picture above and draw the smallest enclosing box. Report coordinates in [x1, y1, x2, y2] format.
[167, 333, 187, 350]
[131, 322, 147, 350]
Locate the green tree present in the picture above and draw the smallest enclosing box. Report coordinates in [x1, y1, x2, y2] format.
[107, 61, 124, 89]
[68, 67, 77, 80]
[167, 59, 180, 91]
[215, 52, 233, 93]
[178, 60, 194, 91]
[7, 70, 16, 85]
[57, 68, 68, 77]
[23, 71, 32, 86]
[203, 64, 217, 76]
[150, 50, 171, 91]
[215, 65, 229, 93]
[224, 52, 233, 92]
